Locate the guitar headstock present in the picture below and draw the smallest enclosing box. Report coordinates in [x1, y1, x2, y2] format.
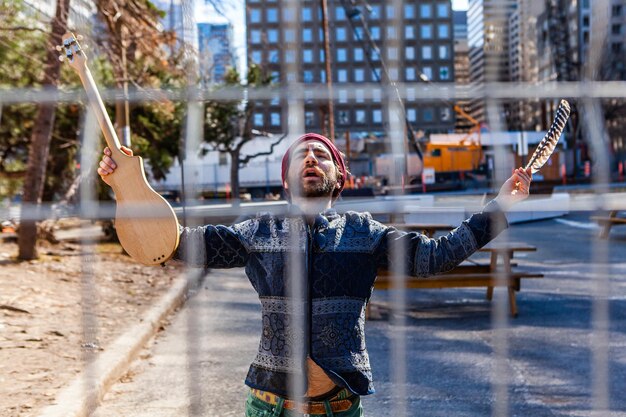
[57, 32, 87, 72]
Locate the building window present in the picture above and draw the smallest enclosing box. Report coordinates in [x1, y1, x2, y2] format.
[337, 69, 348, 82]
[270, 95, 280, 105]
[338, 111, 350, 125]
[254, 113, 263, 126]
[404, 4, 415, 19]
[269, 50, 279, 63]
[356, 110, 366, 123]
[440, 107, 451, 121]
[338, 89, 348, 103]
[611, 24, 622, 35]
[320, 49, 325, 61]
[286, 50, 296, 63]
[355, 89, 365, 103]
[303, 28, 313, 42]
[268, 29, 279, 43]
[303, 49, 313, 63]
[305, 111, 315, 127]
[439, 45, 449, 59]
[320, 69, 326, 82]
[407, 108, 417, 122]
[439, 66, 450, 80]
[438, 24, 449, 38]
[387, 26, 397, 39]
[423, 108, 434, 122]
[388, 47, 398, 60]
[354, 48, 364, 61]
[271, 71, 280, 83]
[302, 7, 312, 21]
[389, 68, 398, 81]
[337, 48, 348, 62]
[405, 46, 415, 60]
[371, 50, 380, 62]
[405, 67, 416, 80]
[370, 5, 381, 19]
[422, 66, 433, 80]
[251, 50, 262, 63]
[250, 9, 262, 23]
[287, 72, 296, 82]
[270, 112, 280, 126]
[354, 68, 365, 82]
[335, 6, 345, 19]
[422, 46, 432, 60]
[250, 30, 261, 44]
[370, 26, 380, 40]
[267, 8, 278, 23]
[385, 5, 395, 18]
[303, 70, 314, 83]
[405, 25, 415, 39]
[437, 3, 449, 18]
[372, 89, 381, 102]
[421, 25, 432, 39]
[420, 4, 432, 18]
[371, 68, 381, 80]
[284, 29, 295, 42]
[282, 8, 294, 22]
[336, 27, 347, 41]
[373, 109, 382, 123]
[353, 27, 364, 41]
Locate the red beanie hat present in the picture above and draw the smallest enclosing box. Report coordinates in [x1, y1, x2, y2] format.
[281, 133, 347, 199]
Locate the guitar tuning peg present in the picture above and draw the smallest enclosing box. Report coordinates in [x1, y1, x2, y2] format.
[55, 45, 63, 51]
[58, 55, 65, 62]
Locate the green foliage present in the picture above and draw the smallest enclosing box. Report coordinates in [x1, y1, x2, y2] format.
[203, 64, 273, 155]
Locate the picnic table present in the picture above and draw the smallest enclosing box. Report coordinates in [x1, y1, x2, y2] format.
[591, 210, 626, 238]
[373, 241, 543, 317]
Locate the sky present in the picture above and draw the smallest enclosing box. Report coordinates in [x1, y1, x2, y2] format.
[194, 0, 470, 74]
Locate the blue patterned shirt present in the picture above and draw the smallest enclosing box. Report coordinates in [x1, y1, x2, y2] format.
[174, 200, 508, 396]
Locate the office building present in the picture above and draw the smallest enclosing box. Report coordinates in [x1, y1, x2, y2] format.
[467, 0, 517, 123]
[198, 23, 238, 85]
[246, 0, 456, 137]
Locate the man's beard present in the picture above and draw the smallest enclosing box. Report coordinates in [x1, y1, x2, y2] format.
[298, 173, 337, 198]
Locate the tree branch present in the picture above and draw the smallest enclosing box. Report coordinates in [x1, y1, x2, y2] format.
[0, 26, 48, 33]
[239, 132, 289, 166]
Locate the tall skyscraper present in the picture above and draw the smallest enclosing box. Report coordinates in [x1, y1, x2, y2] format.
[453, 10, 473, 132]
[197, 23, 237, 85]
[246, 1, 456, 138]
[467, 0, 517, 123]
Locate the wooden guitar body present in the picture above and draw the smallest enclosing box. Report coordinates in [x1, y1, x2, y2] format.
[106, 153, 179, 265]
[60, 32, 180, 265]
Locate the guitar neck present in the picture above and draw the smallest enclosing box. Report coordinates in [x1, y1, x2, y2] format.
[76, 65, 124, 156]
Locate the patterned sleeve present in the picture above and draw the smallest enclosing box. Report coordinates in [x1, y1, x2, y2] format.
[375, 200, 508, 277]
[173, 222, 250, 268]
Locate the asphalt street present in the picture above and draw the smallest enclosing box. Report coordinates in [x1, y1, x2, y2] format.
[93, 211, 626, 417]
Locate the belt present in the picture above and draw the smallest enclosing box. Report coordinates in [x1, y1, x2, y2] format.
[251, 388, 356, 414]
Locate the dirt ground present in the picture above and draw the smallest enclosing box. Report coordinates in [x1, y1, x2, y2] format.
[0, 229, 183, 417]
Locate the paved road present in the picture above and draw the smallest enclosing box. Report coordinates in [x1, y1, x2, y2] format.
[94, 212, 626, 417]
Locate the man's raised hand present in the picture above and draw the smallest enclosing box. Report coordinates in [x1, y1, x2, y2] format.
[97, 146, 133, 185]
[495, 167, 532, 211]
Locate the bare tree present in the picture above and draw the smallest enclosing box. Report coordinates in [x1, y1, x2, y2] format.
[17, 0, 71, 260]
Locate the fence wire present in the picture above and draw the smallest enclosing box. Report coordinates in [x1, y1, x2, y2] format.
[1, 0, 625, 416]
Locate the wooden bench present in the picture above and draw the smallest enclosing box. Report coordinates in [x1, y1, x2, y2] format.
[591, 211, 626, 238]
[370, 243, 543, 318]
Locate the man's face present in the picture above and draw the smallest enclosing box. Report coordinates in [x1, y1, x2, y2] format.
[284, 140, 340, 199]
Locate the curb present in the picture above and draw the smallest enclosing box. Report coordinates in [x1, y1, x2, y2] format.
[37, 269, 205, 417]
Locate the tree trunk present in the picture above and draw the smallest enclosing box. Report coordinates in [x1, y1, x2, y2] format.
[229, 148, 240, 201]
[18, 0, 70, 260]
